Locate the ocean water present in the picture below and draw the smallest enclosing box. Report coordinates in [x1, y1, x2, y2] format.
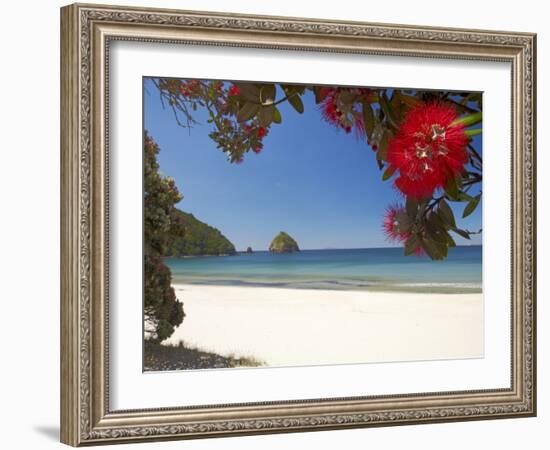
[165, 245, 482, 294]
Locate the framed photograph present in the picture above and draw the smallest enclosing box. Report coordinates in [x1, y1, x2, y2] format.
[60, 3, 536, 446]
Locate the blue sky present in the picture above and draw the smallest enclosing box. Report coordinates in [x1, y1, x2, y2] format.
[144, 78, 482, 251]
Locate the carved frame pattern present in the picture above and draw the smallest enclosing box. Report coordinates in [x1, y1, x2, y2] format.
[60, 3, 536, 446]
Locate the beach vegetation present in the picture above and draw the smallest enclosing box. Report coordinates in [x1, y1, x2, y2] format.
[144, 339, 264, 371]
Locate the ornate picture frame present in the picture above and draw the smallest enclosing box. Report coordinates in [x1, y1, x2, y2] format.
[60, 3, 536, 446]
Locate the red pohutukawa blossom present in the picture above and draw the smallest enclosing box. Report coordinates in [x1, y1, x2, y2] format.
[382, 204, 423, 255]
[179, 83, 190, 96]
[320, 89, 346, 129]
[387, 102, 469, 199]
[228, 85, 241, 96]
[319, 87, 375, 136]
[382, 204, 409, 243]
[257, 127, 267, 138]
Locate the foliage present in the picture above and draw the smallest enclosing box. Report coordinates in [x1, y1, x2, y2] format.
[153, 78, 483, 260]
[144, 255, 185, 341]
[143, 132, 185, 341]
[144, 131, 184, 255]
[269, 231, 300, 253]
[164, 210, 237, 256]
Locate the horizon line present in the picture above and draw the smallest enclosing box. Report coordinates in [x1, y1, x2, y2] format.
[237, 244, 482, 252]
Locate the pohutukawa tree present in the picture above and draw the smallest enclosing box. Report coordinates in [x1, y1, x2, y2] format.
[151, 78, 482, 260]
[144, 132, 185, 341]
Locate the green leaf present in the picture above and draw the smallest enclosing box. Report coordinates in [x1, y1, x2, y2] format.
[438, 199, 456, 228]
[444, 176, 460, 200]
[237, 102, 260, 122]
[460, 92, 481, 106]
[404, 235, 420, 256]
[273, 107, 282, 124]
[379, 93, 398, 129]
[457, 191, 475, 202]
[444, 175, 462, 202]
[465, 128, 482, 137]
[260, 84, 276, 104]
[257, 105, 275, 127]
[287, 93, 304, 114]
[313, 86, 327, 104]
[400, 94, 423, 109]
[376, 131, 390, 161]
[234, 83, 260, 102]
[421, 238, 447, 260]
[395, 211, 412, 232]
[452, 228, 471, 240]
[425, 215, 455, 250]
[281, 84, 305, 100]
[451, 111, 482, 128]
[445, 231, 457, 247]
[390, 91, 407, 122]
[382, 165, 397, 181]
[362, 102, 375, 137]
[429, 210, 445, 229]
[406, 197, 418, 218]
[428, 230, 446, 244]
[425, 213, 439, 235]
[462, 194, 481, 218]
[338, 90, 356, 104]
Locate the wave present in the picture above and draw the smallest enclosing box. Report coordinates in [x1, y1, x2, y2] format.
[171, 276, 482, 293]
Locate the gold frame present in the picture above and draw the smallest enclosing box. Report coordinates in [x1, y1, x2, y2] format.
[60, 3, 537, 446]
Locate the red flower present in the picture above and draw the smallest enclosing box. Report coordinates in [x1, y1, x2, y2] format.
[257, 127, 267, 138]
[228, 85, 241, 96]
[179, 83, 190, 96]
[382, 204, 423, 255]
[320, 89, 343, 127]
[387, 102, 469, 199]
[253, 145, 263, 154]
[319, 87, 369, 138]
[382, 204, 409, 243]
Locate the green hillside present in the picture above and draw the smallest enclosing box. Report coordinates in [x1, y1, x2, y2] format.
[164, 210, 236, 257]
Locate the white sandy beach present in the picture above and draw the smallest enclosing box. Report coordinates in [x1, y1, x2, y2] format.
[164, 284, 483, 367]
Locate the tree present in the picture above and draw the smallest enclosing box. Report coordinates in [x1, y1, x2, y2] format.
[152, 79, 482, 260]
[143, 132, 185, 341]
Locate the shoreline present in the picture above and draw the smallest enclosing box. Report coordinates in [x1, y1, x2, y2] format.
[163, 253, 236, 259]
[161, 283, 484, 369]
[169, 277, 481, 294]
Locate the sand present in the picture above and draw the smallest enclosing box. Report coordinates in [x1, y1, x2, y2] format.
[164, 284, 483, 367]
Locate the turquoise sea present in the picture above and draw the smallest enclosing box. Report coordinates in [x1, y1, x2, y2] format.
[165, 245, 482, 294]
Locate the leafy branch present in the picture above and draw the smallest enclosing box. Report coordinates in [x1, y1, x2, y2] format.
[151, 78, 483, 260]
